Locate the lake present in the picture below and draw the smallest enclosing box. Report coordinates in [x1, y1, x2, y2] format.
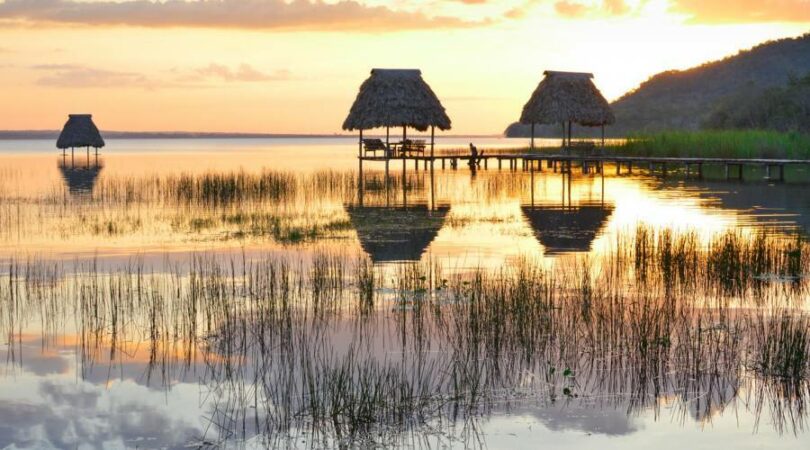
[0, 137, 808, 449]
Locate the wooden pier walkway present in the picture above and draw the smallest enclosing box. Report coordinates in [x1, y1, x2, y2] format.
[360, 153, 810, 181]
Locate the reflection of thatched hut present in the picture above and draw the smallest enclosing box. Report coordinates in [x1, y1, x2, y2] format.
[56, 114, 105, 155]
[347, 205, 449, 263]
[343, 69, 451, 155]
[522, 204, 613, 255]
[58, 158, 103, 194]
[520, 71, 614, 148]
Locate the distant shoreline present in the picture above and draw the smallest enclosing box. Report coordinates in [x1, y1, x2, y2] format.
[0, 130, 503, 140]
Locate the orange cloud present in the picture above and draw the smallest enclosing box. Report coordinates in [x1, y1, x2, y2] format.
[671, 0, 810, 22]
[32, 64, 155, 88]
[553, 0, 632, 19]
[0, 0, 490, 31]
[30, 63, 293, 88]
[189, 64, 292, 83]
[555, 1, 589, 17]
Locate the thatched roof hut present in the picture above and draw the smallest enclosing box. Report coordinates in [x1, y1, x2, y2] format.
[56, 114, 105, 150]
[343, 69, 451, 132]
[520, 71, 614, 148]
[522, 204, 613, 255]
[521, 71, 614, 126]
[347, 204, 449, 263]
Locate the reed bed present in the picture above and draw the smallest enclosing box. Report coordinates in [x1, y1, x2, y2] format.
[0, 227, 808, 447]
[614, 130, 810, 160]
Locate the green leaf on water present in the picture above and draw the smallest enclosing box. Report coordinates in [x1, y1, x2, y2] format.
[563, 368, 573, 377]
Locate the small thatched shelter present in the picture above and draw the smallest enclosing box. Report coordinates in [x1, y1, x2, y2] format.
[520, 71, 614, 149]
[343, 69, 451, 157]
[347, 204, 449, 263]
[56, 114, 105, 155]
[522, 204, 613, 255]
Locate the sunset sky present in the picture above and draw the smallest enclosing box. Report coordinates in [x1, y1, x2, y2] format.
[0, 0, 808, 134]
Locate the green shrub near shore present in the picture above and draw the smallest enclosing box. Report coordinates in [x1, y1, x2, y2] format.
[612, 130, 810, 160]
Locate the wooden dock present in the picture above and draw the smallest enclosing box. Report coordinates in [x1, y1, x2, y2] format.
[360, 153, 810, 182]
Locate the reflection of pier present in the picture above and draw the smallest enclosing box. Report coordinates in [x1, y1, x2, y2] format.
[58, 155, 104, 194]
[522, 204, 613, 255]
[347, 205, 449, 263]
[524, 170, 613, 255]
[353, 158, 447, 263]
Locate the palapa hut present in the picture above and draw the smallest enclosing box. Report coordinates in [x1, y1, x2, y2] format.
[343, 69, 451, 157]
[346, 204, 449, 263]
[522, 204, 613, 255]
[520, 71, 614, 149]
[56, 114, 105, 157]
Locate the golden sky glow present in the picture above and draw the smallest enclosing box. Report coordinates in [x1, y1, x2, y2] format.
[0, 0, 807, 134]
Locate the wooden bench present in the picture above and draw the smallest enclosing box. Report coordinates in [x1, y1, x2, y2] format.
[362, 138, 388, 157]
[401, 139, 426, 156]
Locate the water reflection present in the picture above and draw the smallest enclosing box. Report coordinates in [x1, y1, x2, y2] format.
[57, 154, 103, 195]
[655, 177, 810, 233]
[347, 204, 450, 263]
[0, 141, 810, 447]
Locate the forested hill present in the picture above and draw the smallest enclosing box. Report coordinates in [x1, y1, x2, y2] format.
[505, 33, 810, 137]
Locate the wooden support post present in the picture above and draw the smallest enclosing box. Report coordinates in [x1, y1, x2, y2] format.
[567, 121, 572, 148]
[765, 164, 771, 179]
[724, 164, 730, 180]
[662, 163, 667, 177]
[616, 161, 621, 175]
[430, 126, 435, 159]
[601, 124, 605, 147]
[498, 158, 502, 170]
[530, 123, 535, 150]
[628, 161, 633, 174]
[738, 164, 743, 181]
[779, 164, 785, 182]
[402, 158, 407, 205]
[697, 163, 703, 179]
[442, 158, 445, 170]
[358, 129, 364, 174]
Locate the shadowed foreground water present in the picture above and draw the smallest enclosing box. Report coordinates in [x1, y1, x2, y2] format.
[0, 138, 808, 449]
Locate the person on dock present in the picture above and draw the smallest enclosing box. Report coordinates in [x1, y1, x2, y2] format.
[468, 143, 483, 169]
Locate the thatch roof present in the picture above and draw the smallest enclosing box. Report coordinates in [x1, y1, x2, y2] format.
[58, 159, 103, 194]
[520, 71, 615, 127]
[56, 114, 105, 149]
[522, 204, 613, 255]
[342, 69, 451, 132]
[347, 204, 449, 263]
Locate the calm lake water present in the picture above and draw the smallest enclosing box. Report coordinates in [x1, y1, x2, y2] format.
[0, 137, 808, 449]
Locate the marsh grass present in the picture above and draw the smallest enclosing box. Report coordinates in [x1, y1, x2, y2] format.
[614, 130, 810, 160]
[0, 227, 808, 446]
